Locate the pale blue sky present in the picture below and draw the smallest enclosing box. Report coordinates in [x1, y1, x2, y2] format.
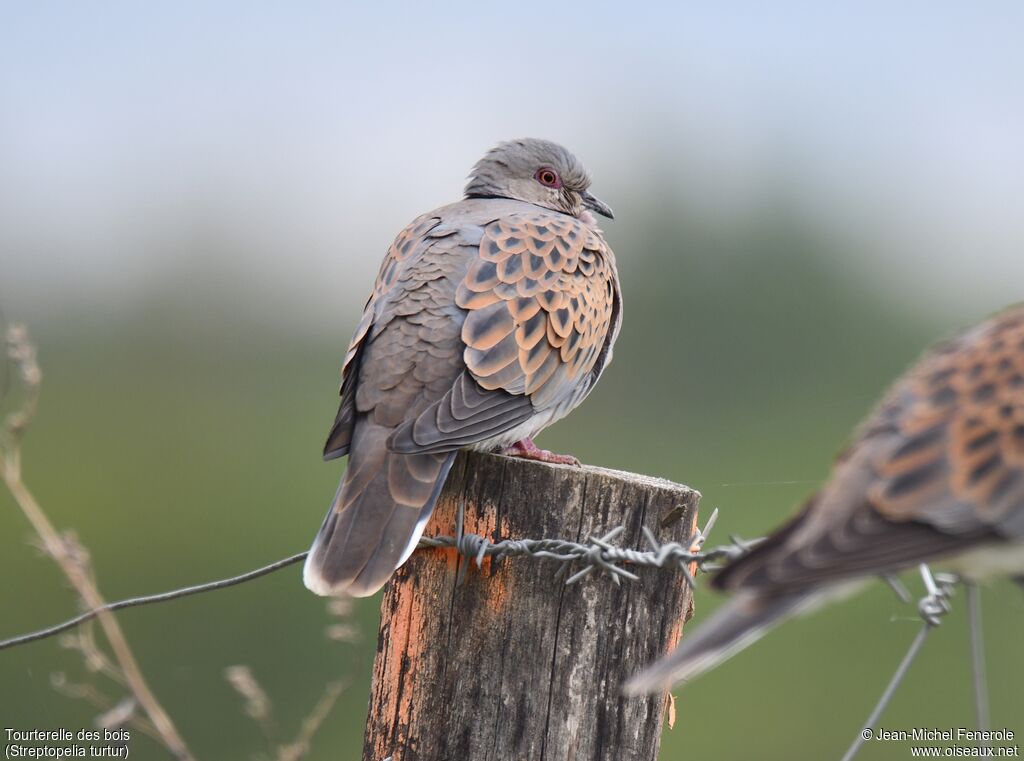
[2, 2, 1023, 324]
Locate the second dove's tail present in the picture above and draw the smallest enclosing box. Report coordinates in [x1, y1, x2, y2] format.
[622, 590, 814, 695]
[303, 419, 456, 598]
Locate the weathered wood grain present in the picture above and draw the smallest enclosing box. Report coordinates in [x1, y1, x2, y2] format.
[363, 451, 700, 761]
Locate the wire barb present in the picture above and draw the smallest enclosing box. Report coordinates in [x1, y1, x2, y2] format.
[419, 506, 740, 590]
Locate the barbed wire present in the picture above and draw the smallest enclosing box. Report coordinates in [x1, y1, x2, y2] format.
[423, 502, 752, 588]
[0, 505, 746, 652]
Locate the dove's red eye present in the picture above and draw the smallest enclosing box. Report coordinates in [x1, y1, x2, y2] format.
[535, 168, 561, 188]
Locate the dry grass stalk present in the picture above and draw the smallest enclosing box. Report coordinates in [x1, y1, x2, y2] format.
[224, 665, 276, 741]
[274, 681, 345, 761]
[1, 324, 194, 760]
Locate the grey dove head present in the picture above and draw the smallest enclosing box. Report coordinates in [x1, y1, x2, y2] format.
[465, 138, 614, 220]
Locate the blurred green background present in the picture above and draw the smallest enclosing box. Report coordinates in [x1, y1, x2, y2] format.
[2, 3, 1023, 760]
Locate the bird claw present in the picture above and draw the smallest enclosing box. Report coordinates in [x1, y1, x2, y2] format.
[502, 438, 581, 466]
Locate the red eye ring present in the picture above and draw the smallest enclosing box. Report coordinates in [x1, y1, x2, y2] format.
[535, 167, 561, 188]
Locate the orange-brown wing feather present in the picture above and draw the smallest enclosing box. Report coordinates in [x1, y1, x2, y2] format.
[456, 213, 618, 407]
[869, 309, 1024, 528]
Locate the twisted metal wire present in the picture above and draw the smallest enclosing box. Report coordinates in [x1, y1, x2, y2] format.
[419, 506, 753, 588]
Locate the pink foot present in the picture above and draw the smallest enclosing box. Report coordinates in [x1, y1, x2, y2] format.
[502, 438, 580, 467]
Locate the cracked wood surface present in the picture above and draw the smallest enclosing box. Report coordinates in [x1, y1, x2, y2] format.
[363, 450, 700, 761]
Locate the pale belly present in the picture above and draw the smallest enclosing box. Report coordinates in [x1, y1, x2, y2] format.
[942, 541, 1024, 582]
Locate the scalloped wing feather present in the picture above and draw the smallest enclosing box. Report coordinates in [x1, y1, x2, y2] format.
[389, 211, 620, 454]
[457, 213, 618, 409]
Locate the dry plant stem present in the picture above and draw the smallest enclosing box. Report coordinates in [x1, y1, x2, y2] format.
[276, 682, 345, 761]
[51, 674, 162, 743]
[62, 621, 130, 687]
[1, 325, 193, 761]
[1, 455, 194, 760]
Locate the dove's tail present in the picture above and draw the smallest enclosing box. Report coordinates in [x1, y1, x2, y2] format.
[303, 419, 456, 597]
[622, 590, 816, 695]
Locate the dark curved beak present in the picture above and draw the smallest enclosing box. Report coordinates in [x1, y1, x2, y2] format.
[580, 190, 614, 219]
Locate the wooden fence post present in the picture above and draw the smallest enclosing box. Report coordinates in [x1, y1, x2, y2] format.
[363, 451, 700, 761]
